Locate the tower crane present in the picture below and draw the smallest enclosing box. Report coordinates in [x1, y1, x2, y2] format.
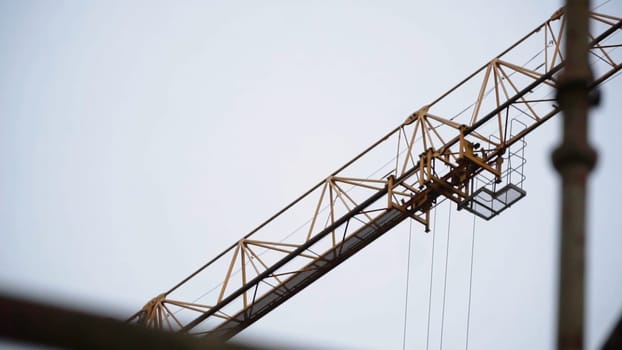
[129, 7, 622, 341]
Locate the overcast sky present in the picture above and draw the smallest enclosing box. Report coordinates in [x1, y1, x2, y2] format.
[1, 1, 622, 349]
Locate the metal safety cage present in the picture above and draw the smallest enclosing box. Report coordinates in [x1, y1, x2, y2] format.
[458, 118, 528, 220]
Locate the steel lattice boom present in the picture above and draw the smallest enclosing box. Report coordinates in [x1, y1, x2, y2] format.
[129, 7, 622, 340]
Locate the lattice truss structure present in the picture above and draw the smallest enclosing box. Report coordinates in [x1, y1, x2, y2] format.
[128, 7, 622, 340]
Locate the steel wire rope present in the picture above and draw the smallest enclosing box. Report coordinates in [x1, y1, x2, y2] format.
[174, 52, 555, 321]
[456, 11, 620, 346]
[506, 37, 622, 127]
[456, 28, 620, 344]
[172, 135, 421, 314]
[453, 25, 622, 340]
[172, 54, 595, 327]
[439, 204, 452, 350]
[172, 129, 436, 316]
[422, 40, 556, 144]
[304, 24, 567, 203]
[176, 125, 463, 321]
[425, 205, 439, 350]
[594, 0, 613, 11]
[448, 16, 622, 342]
[430, 5, 620, 346]
[168, 12, 622, 321]
[156, 15, 619, 338]
[402, 219, 413, 350]
[201, 19, 622, 326]
[428, 27, 621, 147]
[445, 44, 551, 123]
[505, 49, 613, 125]
[465, 214, 477, 349]
[223, 6, 617, 278]
[181, 37, 613, 307]
[276, 4, 619, 342]
[327, 25, 561, 187]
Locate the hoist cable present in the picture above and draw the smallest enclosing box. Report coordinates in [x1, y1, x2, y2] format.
[439, 204, 452, 350]
[402, 219, 413, 350]
[425, 206, 438, 350]
[465, 215, 477, 350]
[594, 0, 612, 11]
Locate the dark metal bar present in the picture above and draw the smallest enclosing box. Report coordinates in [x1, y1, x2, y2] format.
[181, 182, 393, 332]
[441, 20, 621, 156]
[131, 7, 622, 341]
[603, 315, 622, 349]
[0, 293, 266, 350]
[163, 128, 403, 296]
[160, 11, 622, 301]
[552, 2, 597, 349]
[210, 208, 409, 339]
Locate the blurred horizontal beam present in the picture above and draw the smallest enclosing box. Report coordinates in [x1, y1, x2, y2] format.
[0, 293, 268, 350]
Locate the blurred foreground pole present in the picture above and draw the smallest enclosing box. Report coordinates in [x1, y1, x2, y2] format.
[552, 1, 597, 349]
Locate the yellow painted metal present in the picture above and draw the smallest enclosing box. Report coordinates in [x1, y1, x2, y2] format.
[128, 7, 622, 338]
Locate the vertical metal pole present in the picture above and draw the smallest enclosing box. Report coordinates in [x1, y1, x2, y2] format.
[552, 1, 597, 349]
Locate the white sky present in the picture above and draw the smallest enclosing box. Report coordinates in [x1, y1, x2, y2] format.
[1, 1, 622, 349]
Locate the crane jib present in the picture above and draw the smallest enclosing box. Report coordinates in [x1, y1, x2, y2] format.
[129, 8, 622, 340]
